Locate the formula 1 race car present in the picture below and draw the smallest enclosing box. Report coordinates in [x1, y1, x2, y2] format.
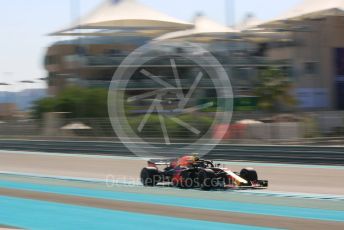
[140, 155, 268, 190]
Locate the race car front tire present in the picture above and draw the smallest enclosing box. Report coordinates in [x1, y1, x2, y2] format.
[239, 168, 258, 184]
[140, 167, 160, 186]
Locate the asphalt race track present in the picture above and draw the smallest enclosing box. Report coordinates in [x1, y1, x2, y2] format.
[0, 150, 343, 229]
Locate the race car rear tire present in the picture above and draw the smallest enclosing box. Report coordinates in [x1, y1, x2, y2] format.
[240, 168, 258, 183]
[198, 169, 216, 190]
[140, 167, 160, 186]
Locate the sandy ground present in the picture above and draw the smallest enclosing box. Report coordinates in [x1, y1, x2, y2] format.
[0, 150, 343, 195]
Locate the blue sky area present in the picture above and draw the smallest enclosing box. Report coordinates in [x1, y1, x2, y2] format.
[0, 0, 301, 90]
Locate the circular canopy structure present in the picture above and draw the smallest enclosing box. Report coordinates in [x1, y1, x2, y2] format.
[154, 14, 237, 42]
[51, 0, 193, 36]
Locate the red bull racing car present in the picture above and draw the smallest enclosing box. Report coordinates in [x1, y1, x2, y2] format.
[140, 155, 268, 190]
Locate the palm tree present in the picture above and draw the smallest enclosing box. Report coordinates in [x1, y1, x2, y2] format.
[254, 67, 296, 112]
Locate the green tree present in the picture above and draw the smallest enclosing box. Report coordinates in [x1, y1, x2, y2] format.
[254, 67, 297, 112]
[31, 97, 58, 119]
[31, 87, 108, 119]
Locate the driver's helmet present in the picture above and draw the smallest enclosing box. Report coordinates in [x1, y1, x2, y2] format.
[192, 153, 200, 161]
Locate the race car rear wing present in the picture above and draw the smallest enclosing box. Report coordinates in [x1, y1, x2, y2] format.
[147, 158, 176, 167]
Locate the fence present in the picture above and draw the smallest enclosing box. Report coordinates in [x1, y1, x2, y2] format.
[1, 111, 344, 145]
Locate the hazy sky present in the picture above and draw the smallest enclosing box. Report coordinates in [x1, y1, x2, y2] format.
[0, 0, 301, 90]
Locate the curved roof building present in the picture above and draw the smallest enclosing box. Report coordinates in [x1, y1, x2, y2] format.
[155, 14, 236, 42]
[52, 0, 193, 36]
